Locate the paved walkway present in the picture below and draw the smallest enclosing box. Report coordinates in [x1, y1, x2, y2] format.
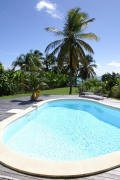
[0, 95, 120, 180]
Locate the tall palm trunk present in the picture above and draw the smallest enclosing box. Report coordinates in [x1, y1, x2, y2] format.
[69, 70, 73, 95]
[81, 79, 83, 92]
[69, 51, 73, 95]
[45, 60, 49, 71]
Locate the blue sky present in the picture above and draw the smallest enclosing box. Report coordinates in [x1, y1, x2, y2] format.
[0, 0, 120, 75]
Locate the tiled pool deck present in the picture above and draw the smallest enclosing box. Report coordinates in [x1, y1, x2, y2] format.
[0, 95, 120, 180]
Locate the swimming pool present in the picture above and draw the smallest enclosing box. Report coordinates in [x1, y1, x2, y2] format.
[0, 98, 120, 177]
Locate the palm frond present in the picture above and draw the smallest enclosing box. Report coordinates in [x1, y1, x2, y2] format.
[45, 27, 64, 36]
[76, 33, 98, 41]
[90, 64, 97, 68]
[80, 18, 95, 31]
[75, 41, 86, 57]
[83, 18, 95, 24]
[45, 40, 63, 54]
[89, 68, 96, 78]
[77, 39, 94, 54]
[48, 43, 63, 58]
[12, 55, 25, 68]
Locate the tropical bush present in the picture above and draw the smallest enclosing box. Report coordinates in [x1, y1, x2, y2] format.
[0, 75, 12, 95]
[0, 70, 30, 96]
[111, 85, 120, 98]
[0, 62, 4, 74]
[101, 73, 119, 90]
[42, 72, 69, 89]
[78, 78, 102, 92]
[0, 67, 69, 97]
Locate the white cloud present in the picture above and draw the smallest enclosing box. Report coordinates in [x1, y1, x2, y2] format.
[108, 61, 120, 68]
[36, 0, 55, 11]
[95, 61, 120, 76]
[36, 0, 61, 19]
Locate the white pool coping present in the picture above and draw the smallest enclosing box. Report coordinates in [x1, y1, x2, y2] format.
[0, 97, 120, 178]
[7, 109, 24, 114]
[0, 175, 19, 180]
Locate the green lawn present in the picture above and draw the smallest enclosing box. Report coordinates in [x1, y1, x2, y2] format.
[41, 87, 78, 95]
[0, 87, 78, 100]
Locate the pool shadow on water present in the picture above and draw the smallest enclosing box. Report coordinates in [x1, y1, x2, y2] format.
[49, 102, 120, 129]
[10, 98, 120, 129]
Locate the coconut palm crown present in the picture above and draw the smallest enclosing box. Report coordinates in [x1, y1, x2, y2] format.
[12, 50, 43, 72]
[45, 8, 98, 94]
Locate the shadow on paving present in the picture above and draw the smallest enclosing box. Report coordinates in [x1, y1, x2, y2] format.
[10, 99, 43, 105]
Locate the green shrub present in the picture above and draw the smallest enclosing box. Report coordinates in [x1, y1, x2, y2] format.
[0, 73, 16, 95]
[42, 72, 69, 89]
[102, 73, 120, 90]
[111, 85, 120, 98]
[78, 79, 103, 92]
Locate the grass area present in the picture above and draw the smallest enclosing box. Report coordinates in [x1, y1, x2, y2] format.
[0, 87, 78, 100]
[41, 87, 78, 95]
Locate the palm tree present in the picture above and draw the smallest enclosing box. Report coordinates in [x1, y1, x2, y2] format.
[12, 50, 43, 72]
[45, 8, 98, 94]
[43, 54, 57, 72]
[79, 55, 97, 81]
[78, 55, 97, 92]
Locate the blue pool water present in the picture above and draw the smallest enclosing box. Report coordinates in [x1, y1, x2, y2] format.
[2, 99, 120, 161]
